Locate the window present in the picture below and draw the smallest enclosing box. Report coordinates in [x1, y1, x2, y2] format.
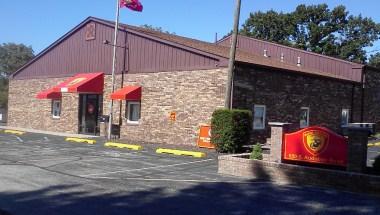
[52, 100, 61, 119]
[126, 101, 140, 123]
[253, 105, 266, 130]
[341, 109, 350, 125]
[300, 107, 310, 128]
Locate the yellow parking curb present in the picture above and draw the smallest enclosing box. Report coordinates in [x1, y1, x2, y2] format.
[104, 142, 142, 150]
[368, 142, 380, 147]
[156, 148, 206, 158]
[3, 129, 25, 135]
[65, 137, 96, 144]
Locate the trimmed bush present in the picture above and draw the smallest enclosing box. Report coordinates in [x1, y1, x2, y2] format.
[211, 109, 252, 153]
[373, 155, 380, 175]
[250, 144, 263, 160]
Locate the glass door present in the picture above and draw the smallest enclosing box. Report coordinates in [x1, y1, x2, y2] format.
[79, 94, 102, 135]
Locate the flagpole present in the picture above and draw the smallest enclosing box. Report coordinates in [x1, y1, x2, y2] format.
[107, 0, 121, 139]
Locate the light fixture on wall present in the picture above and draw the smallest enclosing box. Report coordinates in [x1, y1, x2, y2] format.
[264, 49, 270, 58]
[297, 57, 302, 66]
[102, 40, 127, 49]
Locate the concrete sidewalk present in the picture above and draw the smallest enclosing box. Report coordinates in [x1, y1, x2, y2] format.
[0, 126, 98, 138]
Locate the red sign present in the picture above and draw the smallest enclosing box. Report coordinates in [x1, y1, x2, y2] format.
[197, 125, 215, 149]
[283, 126, 347, 167]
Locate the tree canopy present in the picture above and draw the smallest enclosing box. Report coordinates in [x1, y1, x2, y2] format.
[0, 43, 34, 78]
[140, 24, 176, 35]
[240, 4, 380, 64]
[0, 43, 34, 108]
[369, 53, 380, 68]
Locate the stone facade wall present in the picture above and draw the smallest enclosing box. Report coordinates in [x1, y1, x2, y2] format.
[232, 65, 361, 143]
[106, 69, 227, 145]
[8, 78, 79, 134]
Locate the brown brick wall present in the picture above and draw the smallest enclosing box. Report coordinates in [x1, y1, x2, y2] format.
[8, 78, 79, 134]
[218, 154, 380, 195]
[363, 68, 380, 127]
[107, 69, 227, 145]
[232, 65, 361, 143]
[8, 68, 227, 146]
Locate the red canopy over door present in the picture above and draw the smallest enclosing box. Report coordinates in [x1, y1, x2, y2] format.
[110, 86, 141, 100]
[54, 72, 104, 94]
[35, 88, 62, 99]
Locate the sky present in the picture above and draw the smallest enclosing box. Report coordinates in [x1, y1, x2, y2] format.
[0, 0, 379, 55]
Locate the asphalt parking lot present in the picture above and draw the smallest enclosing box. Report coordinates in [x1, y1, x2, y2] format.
[0, 132, 380, 215]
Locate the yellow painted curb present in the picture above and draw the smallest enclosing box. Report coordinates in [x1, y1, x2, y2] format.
[65, 137, 96, 144]
[104, 142, 142, 150]
[3, 129, 25, 135]
[368, 142, 380, 147]
[156, 148, 206, 158]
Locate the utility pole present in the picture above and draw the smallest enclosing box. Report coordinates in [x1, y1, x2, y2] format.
[224, 0, 241, 109]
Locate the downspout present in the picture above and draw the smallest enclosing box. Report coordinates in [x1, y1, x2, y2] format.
[118, 30, 128, 126]
[360, 67, 366, 122]
[350, 83, 354, 123]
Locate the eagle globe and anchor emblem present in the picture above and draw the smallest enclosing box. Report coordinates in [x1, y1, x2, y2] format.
[302, 130, 329, 155]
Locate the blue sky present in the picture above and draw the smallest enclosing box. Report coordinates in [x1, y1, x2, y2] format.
[0, 0, 379, 55]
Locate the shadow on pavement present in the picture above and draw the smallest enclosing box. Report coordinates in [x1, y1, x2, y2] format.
[0, 180, 379, 215]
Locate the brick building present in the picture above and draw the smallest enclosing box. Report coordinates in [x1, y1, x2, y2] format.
[7, 17, 380, 145]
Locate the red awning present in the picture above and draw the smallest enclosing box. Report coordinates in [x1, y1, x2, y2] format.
[110, 86, 141, 100]
[36, 88, 61, 100]
[54, 72, 104, 94]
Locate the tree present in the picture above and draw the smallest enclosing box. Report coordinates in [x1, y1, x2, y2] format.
[0, 43, 34, 107]
[240, 4, 380, 63]
[369, 53, 380, 68]
[140, 24, 175, 35]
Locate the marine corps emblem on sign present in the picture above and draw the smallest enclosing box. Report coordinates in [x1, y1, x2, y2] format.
[67, 77, 87, 86]
[303, 130, 329, 155]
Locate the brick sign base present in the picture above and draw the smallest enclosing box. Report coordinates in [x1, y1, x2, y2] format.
[218, 154, 380, 196]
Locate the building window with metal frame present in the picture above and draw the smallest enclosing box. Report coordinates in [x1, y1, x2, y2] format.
[341, 109, 350, 125]
[253, 105, 266, 130]
[126, 101, 141, 124]
[300, 107, 310, 128]
[52, 100, 61, 119]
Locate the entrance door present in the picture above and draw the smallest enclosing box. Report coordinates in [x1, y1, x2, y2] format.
[79, 94, 102, 135]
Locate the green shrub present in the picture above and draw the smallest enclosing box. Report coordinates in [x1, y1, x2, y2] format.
[250, 144, 263, 160]
[211, 109, 252, 153]
[373, 155, 380, 175]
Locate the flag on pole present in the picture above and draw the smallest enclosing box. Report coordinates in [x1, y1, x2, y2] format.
[120, 0, 143, 12]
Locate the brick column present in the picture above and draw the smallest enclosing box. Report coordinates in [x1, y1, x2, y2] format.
[268, 122, 292, 163]
[347, 127, 369, 173]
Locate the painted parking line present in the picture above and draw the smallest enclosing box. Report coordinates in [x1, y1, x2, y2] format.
[156, 148, 206, 158]
[65, 137, 96, 144]
[104, 142, 143, 150]
[80, 158, 214, 177]
[12, 135, 24, 143]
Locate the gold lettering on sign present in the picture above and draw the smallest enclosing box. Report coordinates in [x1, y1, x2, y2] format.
[67, 77, 87, 86]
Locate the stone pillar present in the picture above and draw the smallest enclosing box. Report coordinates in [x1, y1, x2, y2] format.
[268, 122, 292, 163]
[347, 127, 369, 173]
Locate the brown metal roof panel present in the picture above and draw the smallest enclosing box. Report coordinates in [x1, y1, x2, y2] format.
[217, 35, 364, 82]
